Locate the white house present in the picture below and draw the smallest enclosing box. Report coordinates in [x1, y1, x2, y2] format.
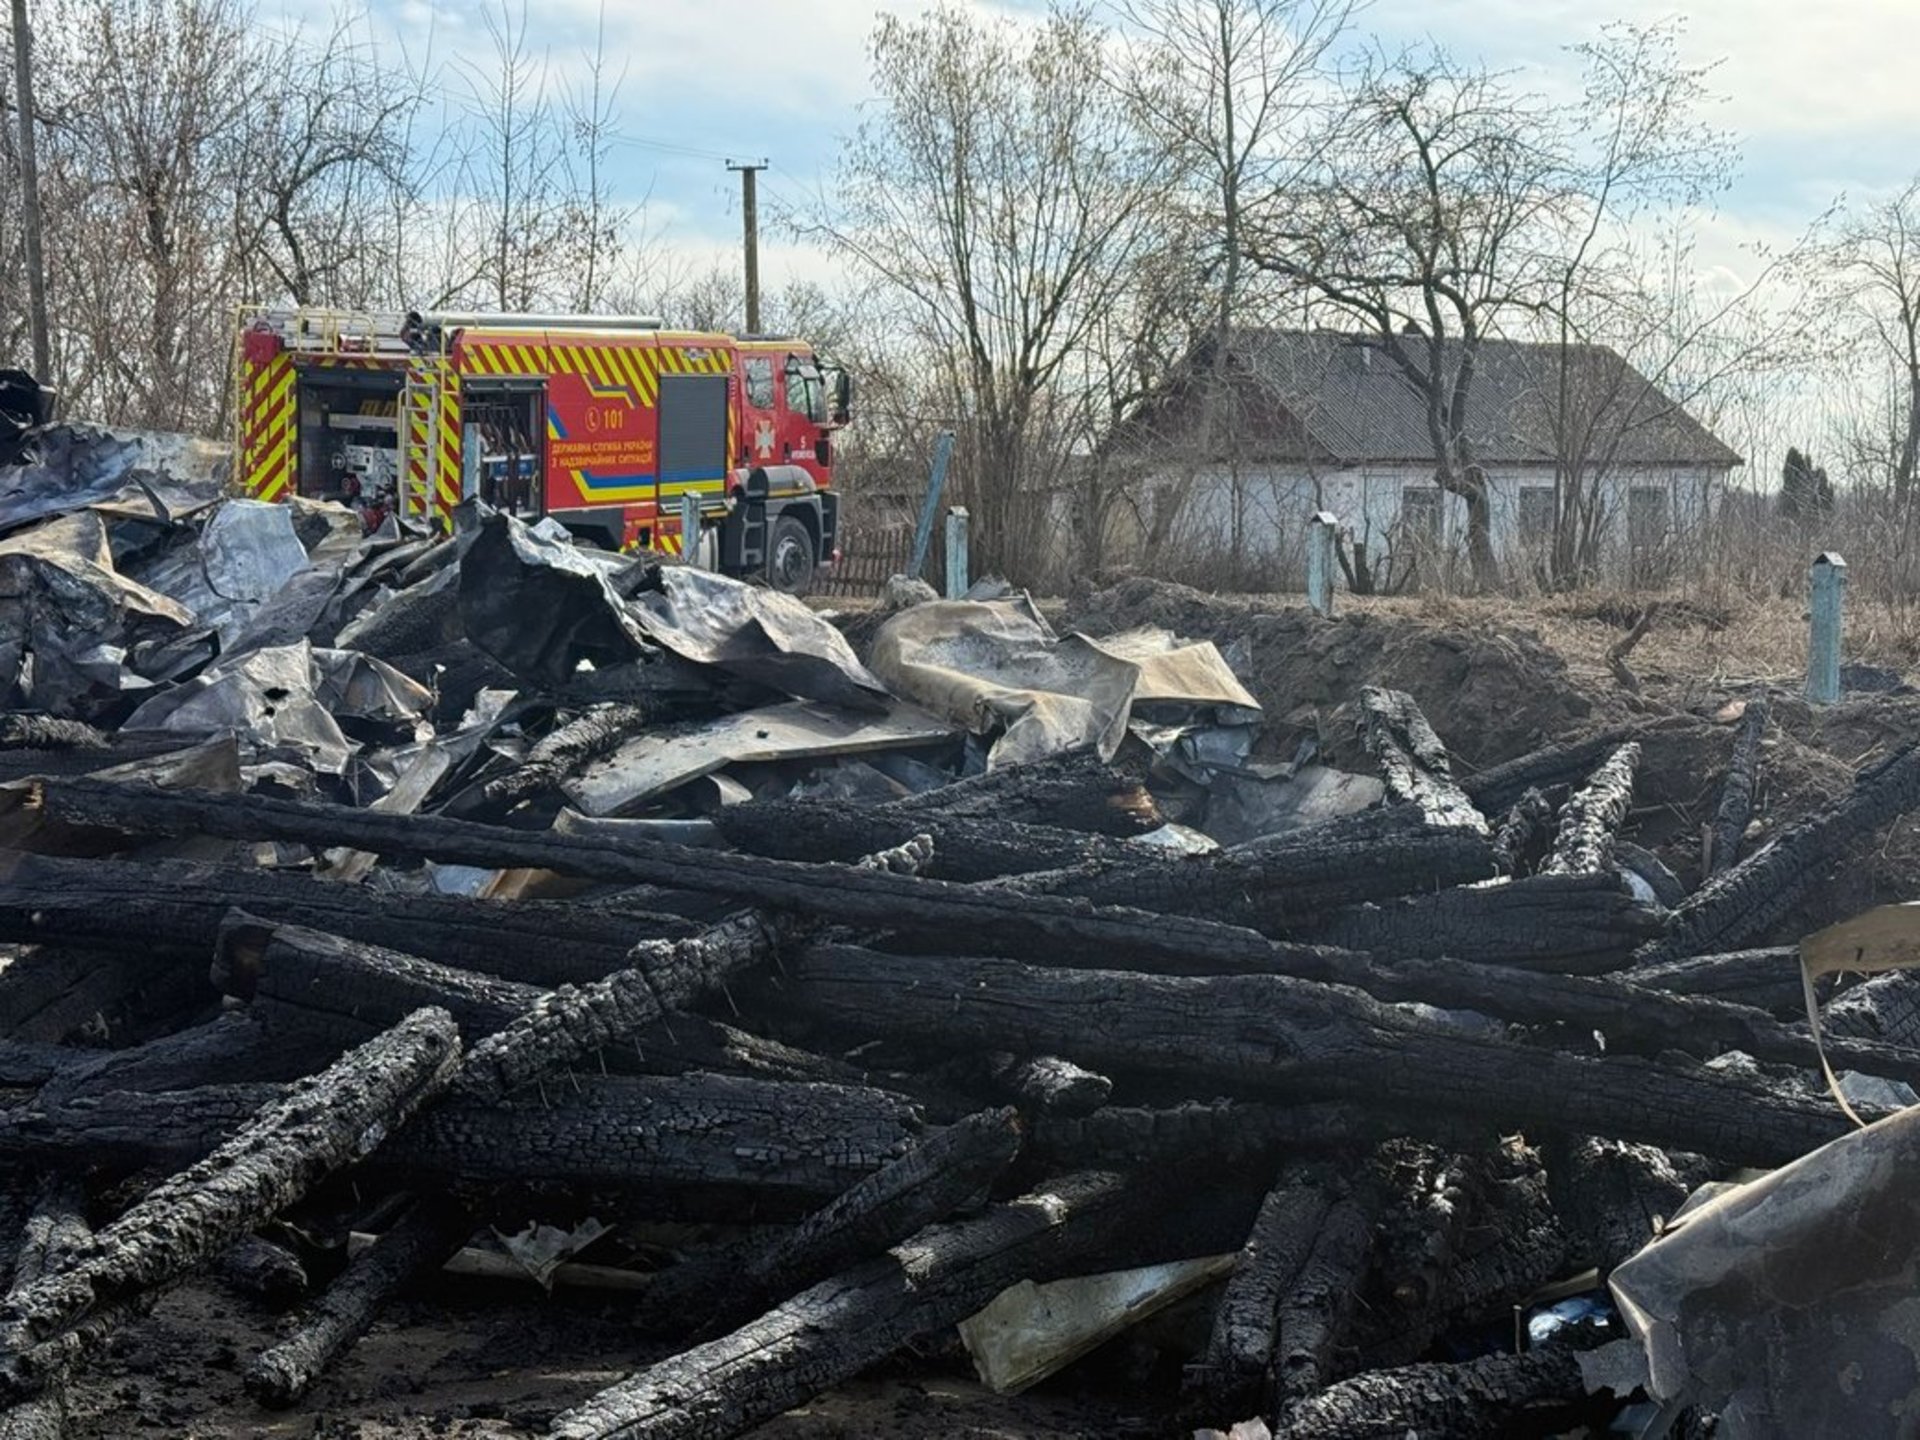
[1116, 330, 1743, 587]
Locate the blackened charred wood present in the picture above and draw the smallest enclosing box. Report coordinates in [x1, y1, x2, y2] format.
[787, 945, 1872, 1166]
[884, 746, 1160, 836]
[1030, 1102, 1501, 1171]
[546, 1170, 1144, 1440]
[0, 1008, 460, 1400]
[0, 945, 206, 1047]
[2, 1075, 922, 1205]
[0, 1045, 77, 1091]
[450, 703, 653, 820]
[1273, 1347, 1590, 1440]
[1615, 841, 1686, 909]
[0, 851, 693, 988]
[1490, 788, 1552, 876]
[1822, 971, 1920, 1050]
[1543, 1136, 1704, 1273]
[1295, 872, 1662, 972]
[213, 1234, 309, 1308]
[987, 1055, 1111, 1117]
[1631, 947, 1803, 1013]
[1273, 1197, 1374, 1402]
[37, 1014, 341, 1106]
[1541, 744, 1640, 877]
[38, 780, 1361, 975]
[244, 1195, 474, 1409]
[1461, 722, 1671, 814]
[1638, 743, 1920, 964]
[0, 718, 106, 752]
[453, 837, 932, 1105]
[1358, 688, 1488, 834]
[0, 1179, 89, 1440]
[709, 801, 1125, 882]
[1190, 1170, 1333, 1422]
[1706, 696, 1770, 875]
[687, 1107, 1023, 1335]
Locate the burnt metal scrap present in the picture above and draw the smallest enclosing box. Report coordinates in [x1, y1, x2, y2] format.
[2, 442, 1920, 1440]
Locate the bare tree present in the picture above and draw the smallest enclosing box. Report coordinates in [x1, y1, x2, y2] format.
[802, 3, 1172, 582]
[1248, 50, 1574, 588]
[1112, 0, 1351, 569]
[557, 1, 631, 313]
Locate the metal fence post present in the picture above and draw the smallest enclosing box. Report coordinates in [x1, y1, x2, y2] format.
[909, 430, 955, 580]
[1807, 551, 1847, 705]
[944, 506, 970, 600]
[680, 492, 701, 567]
[1307, 511, 1338, 616]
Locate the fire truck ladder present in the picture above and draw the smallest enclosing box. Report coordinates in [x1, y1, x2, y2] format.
[399, 354, 452, 523]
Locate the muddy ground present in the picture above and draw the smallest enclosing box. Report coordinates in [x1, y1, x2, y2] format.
[47, 577, 1920, 1438]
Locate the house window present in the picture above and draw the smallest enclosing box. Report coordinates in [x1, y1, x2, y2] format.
[1400, 487, 1442, 548]
[1628, 485, 1671, 584]
[1519, 486, 1555, 543]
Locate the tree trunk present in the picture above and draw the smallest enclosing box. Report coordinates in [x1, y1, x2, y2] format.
[1637, 743, 1920, 965]
[787, 945, 1868, 1166]
[1540, 744, 1639, 877]
[0, 1008, 460, 1401]
[1705, 697, 1769, 876]
[546, 1171, 1148, 1440]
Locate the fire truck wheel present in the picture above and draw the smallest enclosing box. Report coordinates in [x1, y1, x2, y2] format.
[766, 514, 817, 596]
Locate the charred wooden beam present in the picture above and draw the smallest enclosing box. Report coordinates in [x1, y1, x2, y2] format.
[986, 1055, 1112, 1118]
[34, 780, 1354, 975]
[1358, 688, 1488, 834]
[1490, 788, 1553, 876]
[546, 1170, 1148, 1440]
[1543, 1136, 1704, 1273]
[446, 703, 654, 821]
[1540, 744, 1640, 877]
[1629, 947, 1803, 1013]
[0, 944, 207, 1047]
[1461, 722, 1674, 814]
[1272, 1347, 1591, 1440]
[0, 1075, 923, 1205]
[212, 1234, 309, 1308]
[787, 945, 1873, 1166]
[0, 1179, 92, 1440]
[1294, 872, 1662, 972]
[37, 1014, 341, 1107]
[0, 1008, 460, 1401]
[244, 1195, 475, 1409]
[884, 746, 1160, 835]
[1638, 743, 1920, 964]
[1189, 1170, 1334, 1422]
[1273, 1196, 1374, 1402]
[0, 851, 694, 988]
[1705, 696, 1770, 876]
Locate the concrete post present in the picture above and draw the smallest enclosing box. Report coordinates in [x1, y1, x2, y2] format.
[1306, 511, 1338, 616]
[945, 506, 971, 600]
[1807, 551, 1847, 705]
[680, 493, 701, 567]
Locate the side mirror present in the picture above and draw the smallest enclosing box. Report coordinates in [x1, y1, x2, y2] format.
[830, 369, 853, 425]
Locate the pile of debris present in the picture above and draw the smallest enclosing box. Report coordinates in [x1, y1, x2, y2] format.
[5, 429, 1920, 1439]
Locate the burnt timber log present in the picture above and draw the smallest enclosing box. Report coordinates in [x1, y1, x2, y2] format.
[36, 1014, 343, 1106]
[1358, 688, 1487, 834]
[546, 1170, 1150, 1440]
[244, 1195, 476, 1409]
[1294, 872, 1662, 971]
[212, 1234, 310, 1308]
[985, 1055, 1112, 1117]
[1189, 1170, 1333, 1423]
[1540, 744, 1640, 877]
[0, 1076, 923, 1205]
[1460, 722, 1680, 814]
[1543, 1136, 1704, 1273]
[0, 1179, 88, 1440]
[0, 1008, 460, 1401]
[1273, 1347, 1592, 1440]
[1637, 742, 1920, 964]
[1706, 696, 1770, 875]
[883, 745, 1160, 835]
[34, 780, 1359, 975]
[786, 945, 1874, 1166]
[0, 945, 206, 1047]
[1490, 788, 1553, 876]
[449, 703, 654, 820]
[0, 851, 695, 988]
[1630, 947, 1804, 1013]
[1273, 1197, 1374, 1403]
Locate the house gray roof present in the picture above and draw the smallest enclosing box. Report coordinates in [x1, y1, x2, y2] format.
[1132, 329, 1743, 470]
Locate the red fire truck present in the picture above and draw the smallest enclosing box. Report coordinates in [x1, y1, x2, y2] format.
[233, 309, 849, 592]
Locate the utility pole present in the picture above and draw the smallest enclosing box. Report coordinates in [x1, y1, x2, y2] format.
[10, 0, 51, 381]
[726, 158, 768, 334]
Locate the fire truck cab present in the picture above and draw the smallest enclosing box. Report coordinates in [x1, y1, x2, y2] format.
[234, 309, 850, 593]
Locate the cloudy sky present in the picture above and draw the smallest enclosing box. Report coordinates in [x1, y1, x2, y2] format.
[271, 0, 1920, 299]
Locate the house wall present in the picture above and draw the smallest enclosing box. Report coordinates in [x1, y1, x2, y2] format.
[1132, 461, 1726, 585]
